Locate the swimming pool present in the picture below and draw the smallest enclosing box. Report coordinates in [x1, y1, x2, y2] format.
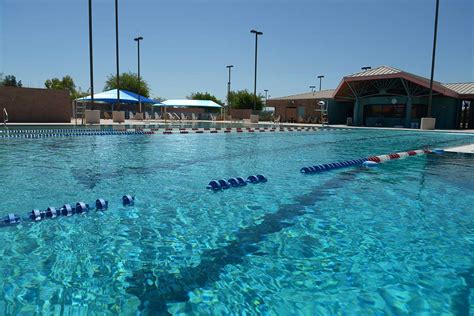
[0, 128, 473, 315]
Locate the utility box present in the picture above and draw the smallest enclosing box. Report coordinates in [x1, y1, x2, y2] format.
[420, 117, 436, 130]
[113, 111, 125, 123]
[250, 114, 259, 123]
[85, 110, 100, 124]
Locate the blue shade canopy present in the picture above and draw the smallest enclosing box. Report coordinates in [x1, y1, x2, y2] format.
[154, 99, 222, 108]
[76, 89, 159, 104]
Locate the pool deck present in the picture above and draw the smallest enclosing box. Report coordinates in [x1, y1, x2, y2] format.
[3, 119, 474, 134]
[444, 144, 474, 154]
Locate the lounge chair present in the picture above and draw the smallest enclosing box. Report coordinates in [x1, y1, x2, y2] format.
[145, 112, 151, 120]
[128, 111, 135, 120]
[180, 113, 188, 120]
[191, 113, 197, 120]
[154, 113, 161, 120]
[167, 112, 175, 120]
[210, 114, 216, 121]
[273, 115, 281, 123]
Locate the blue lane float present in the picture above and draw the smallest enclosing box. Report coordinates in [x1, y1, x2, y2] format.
[122, 195, 135, 206]
[300, 158, 369, 174]
[207, 175, 267, 191]
[0, 198, 109, 227]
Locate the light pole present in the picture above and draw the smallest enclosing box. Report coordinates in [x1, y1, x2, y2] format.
[317, 75, 324, 91]
[134, 36, 143, 113]
[427, 0, 440, 117]
[226, 65, 234, 118]
[264, 89, 269, 106]
[88, 0, 94, 110]
[114, 0, 120, 112]
[250, 29, 263, 111]
[361, 66, 371, 71]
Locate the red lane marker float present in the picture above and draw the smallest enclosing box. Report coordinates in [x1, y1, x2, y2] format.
[373, 149, 431, 163]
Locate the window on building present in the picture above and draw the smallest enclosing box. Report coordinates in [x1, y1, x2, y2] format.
[365, 104, 406, 118]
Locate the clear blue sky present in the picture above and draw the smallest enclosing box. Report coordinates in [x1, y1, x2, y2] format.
[0, 0, 472, 101]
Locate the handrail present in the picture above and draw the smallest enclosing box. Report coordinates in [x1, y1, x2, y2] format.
[3, 108, 8, 126]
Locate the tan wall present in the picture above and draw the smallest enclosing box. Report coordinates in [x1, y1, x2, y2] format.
[0, 87, 71, 123]
[229, 109, 252, 120]
[267, 99, 322, 123]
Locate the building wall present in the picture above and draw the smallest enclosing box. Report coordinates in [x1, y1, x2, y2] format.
[328, 100, 353, 124]
[267, 99, 322, 123]
[229, 109, 252, 120]
[268, 98, 352, 124]
[430, 96, 460, 129]
[0, 87, 71, 123]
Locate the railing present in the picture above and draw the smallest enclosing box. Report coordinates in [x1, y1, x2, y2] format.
[2, 108, 8, 126]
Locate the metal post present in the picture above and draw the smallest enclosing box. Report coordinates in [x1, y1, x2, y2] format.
[427, 0, 440, 117]
[134, 36, 143, 113]
[251, 29, 263, 111]
[114, 0, 120, 112]
[226, 65, 233, 119]
[138, 39, 141, 113]
[88, 0, 94, 111]
[264, 89, 269, 106]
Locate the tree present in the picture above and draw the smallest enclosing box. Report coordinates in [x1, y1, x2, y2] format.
[44, 75, 84, 100]
[188, 92, 223, 105]
[1, 75, 22, 87]
[154, 96, 166, 102]
[228, 90, 263, 111]
[104, 72, 150, 97]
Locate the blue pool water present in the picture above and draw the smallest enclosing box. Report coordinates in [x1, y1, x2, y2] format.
[0, 128, 473, 315]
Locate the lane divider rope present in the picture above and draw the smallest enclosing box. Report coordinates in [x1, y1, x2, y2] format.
[300, 148, 435, 174]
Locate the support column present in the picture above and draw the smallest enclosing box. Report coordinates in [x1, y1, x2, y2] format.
[353, 98, 361, 126]
[405, 97, 412, 128]
[468, 100, 474, 129]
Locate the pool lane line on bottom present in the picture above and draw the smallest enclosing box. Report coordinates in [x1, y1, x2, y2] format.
[125, 169, 364, 314]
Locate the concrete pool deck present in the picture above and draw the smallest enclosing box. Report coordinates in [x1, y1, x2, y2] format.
[3, 119, 474, 134]
[444, 144, 474, 154]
